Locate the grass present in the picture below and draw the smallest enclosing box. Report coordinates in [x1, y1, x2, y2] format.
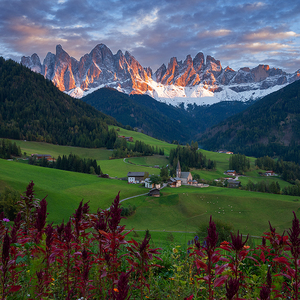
[0, 159, 147, 224]
[125, 155, 169, 167]
[12, 139, 112, 160]
[99, 158, 161, 178]
[121, 185, 300, 237]
[2, 136, 299, 245]
[111, 126, 177, 156]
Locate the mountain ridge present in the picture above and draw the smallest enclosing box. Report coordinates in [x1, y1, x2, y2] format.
[21, 44, 300, 107]
[198, 79, 300, 162]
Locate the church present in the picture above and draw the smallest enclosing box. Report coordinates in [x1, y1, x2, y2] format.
[176, 161, 193, 185]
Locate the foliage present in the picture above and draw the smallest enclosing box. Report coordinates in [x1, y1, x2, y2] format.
[160, 166, 170, 182]
[0, 57, 119, 148]
[0, 139, 21, 159]
[242, 179, 281, 194]
[169, 145, 216, 174]
[2, 181, 300, 298]
[228, 153, 250, 173]
[121, 204, 137, 217]
[256, 155, 300, 184]
[196, 219, 234, 246]
[111, 139, 164, 159]
[149, 175, 161, 185]
[0, 187, 19, 220]
[199, 79, 300, 165]
[28, 153, 102, 175]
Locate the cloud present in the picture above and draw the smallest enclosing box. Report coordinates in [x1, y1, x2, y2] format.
[244, 27, 300, 42]
[0, 0, 299, 73]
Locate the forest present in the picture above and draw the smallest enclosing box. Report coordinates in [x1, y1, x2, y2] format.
[0, 58, 120, 149]
[169, 143, 216, 175]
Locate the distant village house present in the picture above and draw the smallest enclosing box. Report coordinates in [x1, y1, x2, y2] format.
[168, 177, 182, 188]
[118, 136, 134, 142]
[127, 172, 147, 184]
[265, 170, 275, 176]
[218, 150, 233, 154]
[148, 188, 160, 197]
[31, 154, 55, 162]
[145, 178, 161, 189]
[225, 170, 237, 176]
[227, 179, 241, 188]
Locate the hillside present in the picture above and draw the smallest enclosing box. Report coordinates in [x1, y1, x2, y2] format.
[0, 58, 120, 148]
[198, 79, 300, 162]
[82, 87, 255, 143]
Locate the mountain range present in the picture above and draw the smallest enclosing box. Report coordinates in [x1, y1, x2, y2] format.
[21, 44, 300, 107]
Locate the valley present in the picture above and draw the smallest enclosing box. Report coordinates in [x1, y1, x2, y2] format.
[1, 130, 299, 247]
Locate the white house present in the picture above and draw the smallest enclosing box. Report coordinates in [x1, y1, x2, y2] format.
[127, 172, 146, 184]
[145, 178, 161, 189]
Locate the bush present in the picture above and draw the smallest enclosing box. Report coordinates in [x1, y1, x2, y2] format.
[197, 218, 234, 246]
[0, 187, 19, 220]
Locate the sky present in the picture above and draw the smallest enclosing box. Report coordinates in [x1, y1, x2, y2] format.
[0, 0, 300, 73]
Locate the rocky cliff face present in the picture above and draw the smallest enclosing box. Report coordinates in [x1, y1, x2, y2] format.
[21, 44, 300, 106]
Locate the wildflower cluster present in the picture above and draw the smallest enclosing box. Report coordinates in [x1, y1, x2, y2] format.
[0, 181, 161, 299]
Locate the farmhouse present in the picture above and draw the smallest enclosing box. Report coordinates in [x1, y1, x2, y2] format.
[227, 179, 241, 188]
[265, 170, 275, 176]
[226, 170, 237, 176]
[148, 188, 160, 197]
[168, 177, 182, 188]
[144, 178, 161, 189]
[176, 161, 193, 184]
[118, 136, 134, 142]
[127, 172, 147, 184]
[31, 154, 51, 160]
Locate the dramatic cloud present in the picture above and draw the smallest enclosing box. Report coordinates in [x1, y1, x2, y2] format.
[0, 0, 299, 72]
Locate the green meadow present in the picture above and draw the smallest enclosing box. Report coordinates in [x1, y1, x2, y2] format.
[110, 126, 177, 156]
[0, 159, 144, 224]
[121, 185, 300, 238]
[12, 139, 112, 160]
[1, 134, 298, 245]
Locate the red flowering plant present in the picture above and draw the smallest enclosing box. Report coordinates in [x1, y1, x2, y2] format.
[127, 231, 162, 299]
[188, 216, 229, 300]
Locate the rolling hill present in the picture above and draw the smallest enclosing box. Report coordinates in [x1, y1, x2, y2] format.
[0, 57, 120, 148]
[198, 79, 300, 163]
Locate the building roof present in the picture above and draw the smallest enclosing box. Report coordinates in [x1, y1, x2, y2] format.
[226, 170, 236, 173]
[181, 172, 191, 178]
[169, 177, 181, 183]
[127, 172, 145, 177]
[227, 179, 240, 184]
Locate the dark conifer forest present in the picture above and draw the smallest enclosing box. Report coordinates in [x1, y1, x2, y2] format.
[0, 58, 120, 148]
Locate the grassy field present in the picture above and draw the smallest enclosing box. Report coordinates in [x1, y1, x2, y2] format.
[0, 159, 146, 224]
[1, 135, 298, 246]
[12, 139, 112, 160]
[121, 185, 300, 238]
[110, 126, 177, 156]
[0, 157, 299, 246]
[125, 155, 169, 167]
[99, 158, 161, 178]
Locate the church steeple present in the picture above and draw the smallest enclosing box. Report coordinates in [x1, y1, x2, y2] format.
[176, 160, 181, 178]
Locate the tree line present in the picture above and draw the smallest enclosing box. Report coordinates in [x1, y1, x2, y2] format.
[169, 142, 216, 175]
[29, 153, 102, 175]
[0, 139, 21, 159]
[229, 154, 250, 173]
[256, 156, 300, 184]
[111, 138, 164, 158]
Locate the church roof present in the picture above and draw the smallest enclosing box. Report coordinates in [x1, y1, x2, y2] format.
[176, 160, 181, 170]
[181, 172, 191, 178]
